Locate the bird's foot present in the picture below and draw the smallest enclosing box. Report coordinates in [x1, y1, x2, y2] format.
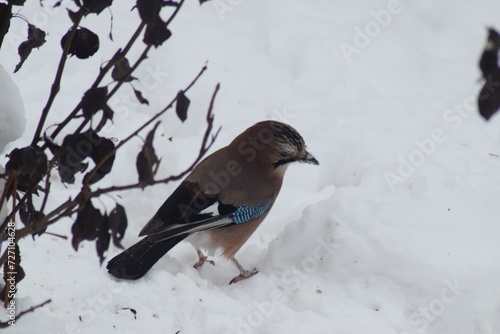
[229, 258, 258, 284]
[193, 249, 215, 269]
[229, 268, 258, 284]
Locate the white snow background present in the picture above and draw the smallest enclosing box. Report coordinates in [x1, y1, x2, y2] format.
[1, 0, 500, 333]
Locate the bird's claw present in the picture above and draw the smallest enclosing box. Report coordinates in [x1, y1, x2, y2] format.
[193, 250, 215, 269]
[229, 268, 258, 284]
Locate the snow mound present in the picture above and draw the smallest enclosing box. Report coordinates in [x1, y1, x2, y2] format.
[0, 64, 26, 155]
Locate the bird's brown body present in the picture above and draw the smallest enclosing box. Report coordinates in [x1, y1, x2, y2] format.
[106, 120, 318, 283]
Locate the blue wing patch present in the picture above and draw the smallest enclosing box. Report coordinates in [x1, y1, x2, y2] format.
[232, 199, 272, 224]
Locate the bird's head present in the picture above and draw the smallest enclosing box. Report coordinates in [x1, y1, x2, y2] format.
[231, 121, 319, 171]
[268, 121, 319, 168]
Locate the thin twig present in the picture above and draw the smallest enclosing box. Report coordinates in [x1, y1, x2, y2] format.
[39, 158, 56, 213]
[83, 64, 208, 186]
[0, 199, 74, 264]
[91, 83, 221, 198]
[106, 0, 186, 101]
[0, 165, 53, 233]
[48, 21, 147, 142]
[45, 232, 68, 240]
[31, 9, 85, 146]
[0, 191, 25, 233]
[0, 176, 12, 214]
[0, 299, 51, 328]
[107, 44, 152, 99]
[63, 43, 153, 138]
[0, 198, 77, 244]
[165, 0, 184, 26]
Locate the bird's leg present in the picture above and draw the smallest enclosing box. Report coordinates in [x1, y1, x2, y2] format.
[229, 258, 258, 284]
[193, 249, 215, 269]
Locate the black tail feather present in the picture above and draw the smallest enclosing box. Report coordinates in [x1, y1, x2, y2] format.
[106, 236, 186, 280]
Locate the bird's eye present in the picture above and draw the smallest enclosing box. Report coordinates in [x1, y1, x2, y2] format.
[279, 150, 292, 157]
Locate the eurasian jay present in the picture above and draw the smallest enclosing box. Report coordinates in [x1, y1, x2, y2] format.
[106, 120, 318, 284]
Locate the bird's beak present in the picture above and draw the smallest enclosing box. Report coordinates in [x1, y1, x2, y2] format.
[302, 151, 319, 165]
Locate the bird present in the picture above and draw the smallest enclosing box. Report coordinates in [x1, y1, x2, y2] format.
[106, 120, 319, 284]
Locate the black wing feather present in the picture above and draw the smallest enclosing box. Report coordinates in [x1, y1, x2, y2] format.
[139, 181, 238, 241]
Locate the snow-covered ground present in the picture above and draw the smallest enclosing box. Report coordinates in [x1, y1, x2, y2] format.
[2, 0, 500, 333]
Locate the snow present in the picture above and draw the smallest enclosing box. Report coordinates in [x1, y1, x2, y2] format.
[1, 0, 500, 333]
[0, 63, 26, 231]
[0, 64, 26, 155]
